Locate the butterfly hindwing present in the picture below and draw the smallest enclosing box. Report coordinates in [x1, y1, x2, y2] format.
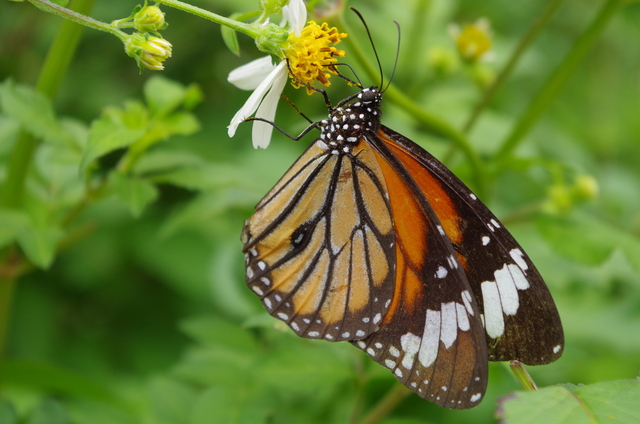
[348, 133, 488, 409]
[377, 126, 564, 365]
[243, 140, 396, 342]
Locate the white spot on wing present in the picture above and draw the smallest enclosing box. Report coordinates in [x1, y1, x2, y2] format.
[373, 313, 382, 324]
[490, 219, 500, 228]
[482, 236, 490, 246]
[553, 344, 562, 354]
[435, 265, 448, 279]
[510, 248, 529, 273]
[481, 281, 504, 338]
[470, 193, 477, 200]
[251, 286, 263, 296]
[356, 330, 365, 338]
[291, 322, 300, 331]
[494, 264, 520, 316]
[277, 312, 289, 321]
[461, 290, 475, 316]
[308, 331, 319, 337]
[264, 298, 272, 309]
[400, 332, 421, 369]
[437, 225, 445, 236]
[394, 368, 403, 378]
[455, 302, 470, 331]
[419, 309, 440, 367]
[389, 346, 400, 357]
[384, 359, 397, 369]
[509, 264, 530, 290]
[440, 302, 457, 349]
[471, 393, 482, 402]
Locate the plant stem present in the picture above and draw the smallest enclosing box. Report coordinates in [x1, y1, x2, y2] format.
[336, 15, 486, 195]
[495, 0, 625, 162]
[28, 0, 126, 41]
[357, 382, 411, 424]
[154, 0, 256, 36]
[509, 361, 538, 391]
[463, 0, 567, 133]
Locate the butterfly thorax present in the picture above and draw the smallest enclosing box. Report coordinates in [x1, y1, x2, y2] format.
[317, 87, 382, 155]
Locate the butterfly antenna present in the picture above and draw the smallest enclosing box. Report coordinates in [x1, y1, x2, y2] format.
[349, 7, 384, 89]
[383, 20, 401, 93]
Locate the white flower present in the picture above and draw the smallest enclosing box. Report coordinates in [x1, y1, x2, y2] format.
[227, 0, 306, 149]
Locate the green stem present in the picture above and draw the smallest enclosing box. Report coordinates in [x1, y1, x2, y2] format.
[154, 0, 256, 36]
[357, 382, 411, 424]
[0, 276, 17, 359]
[509, 361, 538, 391]
[27, 0, 127, 41]
[463, 0, 567, 133]
[336, 15, 486, 194]
[496, 0, 625, 162]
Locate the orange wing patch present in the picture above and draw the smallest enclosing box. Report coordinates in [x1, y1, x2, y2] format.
[379, 130, 463, 245]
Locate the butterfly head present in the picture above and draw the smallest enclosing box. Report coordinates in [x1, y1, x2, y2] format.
[317, 87, 382, 155]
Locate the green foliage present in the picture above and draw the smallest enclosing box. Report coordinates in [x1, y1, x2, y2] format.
[1, 0, 639, 423]
[497, 380, 640, 424]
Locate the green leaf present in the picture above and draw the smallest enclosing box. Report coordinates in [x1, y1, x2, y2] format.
[221, 21, 240, 56]
[160, 189, 256, 237]
[159, 111, 200, 136]
[496, 380, 640, 424]
[148, 377, 196, 424]
[254, 341, 353, 395]
[144, 76, 189, 117]
[537, 212, 640, 271]
[112, 172, 158, 217]
[191, 385, 274, 424]
[0, 360, 126, 409]
[80, 103, 147, 172]
[0, 80, 71, 147]
[16, 221, 63, 269]
[0, 209, 29, 248]
[180, 315, 257, 351]
[27, 399, 71, 424]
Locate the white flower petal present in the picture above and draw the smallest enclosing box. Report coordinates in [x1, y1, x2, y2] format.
[252, 66, 288, 148]
[283, 0, 306, 37]
[227, 61, 287, 138]
[228, 56, 276, 90]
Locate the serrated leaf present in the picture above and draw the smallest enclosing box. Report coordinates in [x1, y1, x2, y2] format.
[80, 106, 147, 172]
[27, 399, 71, 424]
[0, 80, 71, 146]
[144, 76, 189, 117]
[222, 25, 240, 56]
[112, 172, 158, 217]
[497, 380, 640, 424]
[537, 212, 640, 271]
[0, 209, 29, 248]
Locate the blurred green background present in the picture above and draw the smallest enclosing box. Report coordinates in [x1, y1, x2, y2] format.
[1, 0, 639, 423]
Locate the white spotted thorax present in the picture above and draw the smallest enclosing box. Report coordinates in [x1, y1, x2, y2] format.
[316, 87, 383, 155]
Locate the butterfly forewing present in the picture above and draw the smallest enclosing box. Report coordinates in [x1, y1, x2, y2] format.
[378, 126, 564, 365]
[243, 140, 396, 342]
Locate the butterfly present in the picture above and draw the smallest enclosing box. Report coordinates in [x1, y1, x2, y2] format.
[240, 82, 564, 408]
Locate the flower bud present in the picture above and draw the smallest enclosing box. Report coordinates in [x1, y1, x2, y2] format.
[125, 33, 172, 71]
[450, 18, 492, 62]
[134, 5, 167, 33]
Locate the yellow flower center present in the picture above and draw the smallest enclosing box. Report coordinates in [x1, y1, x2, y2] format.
[284, 21, 347, 94]
[455, 23, 491, 61]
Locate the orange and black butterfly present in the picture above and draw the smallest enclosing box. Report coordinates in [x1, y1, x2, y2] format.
[241, 47, 564, 407]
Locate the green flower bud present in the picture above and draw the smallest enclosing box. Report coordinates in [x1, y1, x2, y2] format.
[428, 46, 458, 78]
[125, 33, 172, 71]
[572, 175, 599, 202]
[134, 5, 167, 33]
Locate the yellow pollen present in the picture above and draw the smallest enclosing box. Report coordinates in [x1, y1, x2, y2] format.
[285, 21, 347, 94]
